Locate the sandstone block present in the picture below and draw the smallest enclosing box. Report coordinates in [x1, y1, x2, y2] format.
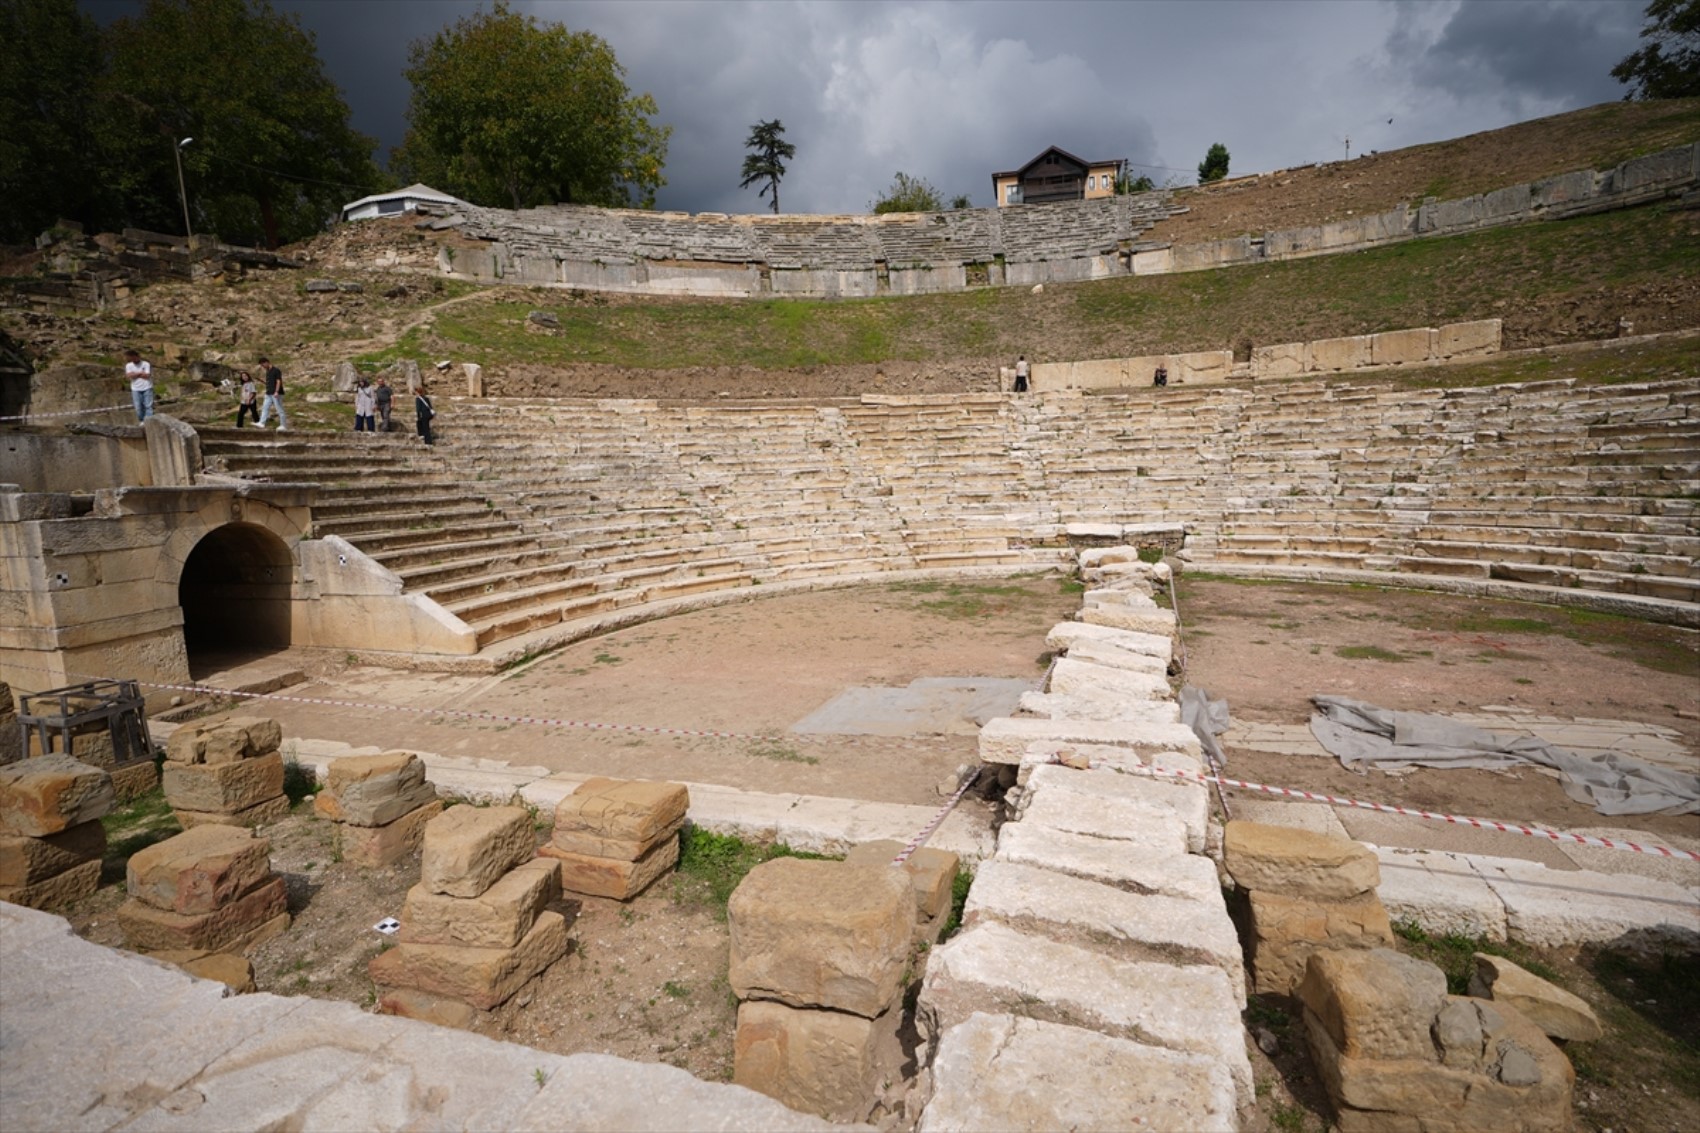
[0, 857, 102, 910]
[313, 751, 439, 827]
[162, 751, 285, 814]
[733, 999, 880, 1123]
[0, 756, 115, 836]
[117, 874, 289, 954]
[1468, 953, 1602, 1042]
[180, 953, 256, 994]
[844, 840, 959, 919]
[339, 799, 444, 868]
[553, 778, 689, 853]
[0, 821, 106, 886]
[126, 825, 273, 915]
[1297, 948, 1449, 1062]
[1248, 889, 1395, 996]
[549, 814, 684, 862]
[419, 805, 535, 899]
[173, 794, 291, 830]
[109, 760, 159, 803]
[1225, 820, 1380, 900]
[402, 858, 559, 949]
[728, 858, 914, 1017]
[919, 1013, 1237, 1133]
[368, 908, 568, 1011]
[540, 835, 680, 900]
[378, 987, 480, 1030]
[166, 717, 282, 765]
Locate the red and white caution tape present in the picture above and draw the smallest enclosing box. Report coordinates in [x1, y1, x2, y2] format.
[0, 404, 132, 422]
[892, 768, 983, 866]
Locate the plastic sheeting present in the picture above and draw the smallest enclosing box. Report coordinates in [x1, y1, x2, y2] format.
[1310, 695, 1700, 816]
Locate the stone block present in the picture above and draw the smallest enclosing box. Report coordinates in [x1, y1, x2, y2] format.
[733, 999, 880, 1123]
[1468, 953, 1602, 1042]
[1253, 341, 1307, 378]
[1370, 328, 1435, 367]
[1077, 603, 1176, 636]
[1225, 820, 1380, 899]
[0, 756, 115, 836]
[1248, 889, 1396, 996]
[1374, 847, 1507, 942]
[919, 1013, 1237, 1133]
[1297, 948, 1448, 1062]
[0, 857, 102, 910]
[401, 858, 559, 949]
[540, 834, 680, 900]
[0, 820, 105, 886]
[126, 824, 273, 915]
[166, 717, 282, 765]
[180, 953, 256, 994]
[1017, 788, 1191, 856]
[1307, 334, 1372, 372]
[550, 814, 684, 862]
[993, 823, 1220, 903]
[117, 874, 290, 954]
[162, 751, 285, 814]
[367, 908, 568, 1011]
[110, 760, 159, 803]
[728, 858, 914, 1018]
[1026, 762, 1209, 853]
[964, 861, 1245, 1004]
[1045, 620, 1173, 661]
[978, 717, 1200, 766]
[1047, 656, 1170, 701]
[920, 923, 1252, 1103]
[174, 794, 291, 829]
[552, 778, 689, 854]
[1434, 318, 1501, 358]
[419, 805, 535, 899]
[339, 799, 444, 869]
[378, 987, 480, 1030]
[1470, 855, 1700, 951]
[313, 751, 439, 827]
[844, 840, 958, 919]
[1064, 638, 1169, 675]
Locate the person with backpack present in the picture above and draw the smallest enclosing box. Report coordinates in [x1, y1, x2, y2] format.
[256, 356, 288, 430]
[415, 384, 436, 445]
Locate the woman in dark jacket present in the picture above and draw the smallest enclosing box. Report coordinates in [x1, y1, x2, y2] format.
[415, 386, 436, 445]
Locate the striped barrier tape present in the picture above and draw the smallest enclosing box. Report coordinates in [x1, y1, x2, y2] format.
[0, 404, 132, 422]
[892, 767, 983, 866]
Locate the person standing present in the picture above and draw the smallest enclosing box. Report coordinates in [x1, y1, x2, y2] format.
[414, 384, 436, 446]
[374, 376, 393, 433]
[353, 377, 375, 434]
[256, 356, 288, 430]
[235, 370, 260, 427]
[124, 350, 154, 421]
[1013, 354, 1029, 394]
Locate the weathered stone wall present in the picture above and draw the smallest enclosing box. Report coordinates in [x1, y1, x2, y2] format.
[7, 224, 301, 314]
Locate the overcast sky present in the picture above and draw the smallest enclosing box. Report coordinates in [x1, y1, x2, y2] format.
[86, 0, 1648, 214]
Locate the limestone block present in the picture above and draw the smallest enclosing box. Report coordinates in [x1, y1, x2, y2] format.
[1077, 545, 1146, 569]
[0, 820, 105, 886]
[552, 778, 689, 851]
[126, 825, 272, 915]
[964, 861, 1245, 1004]
[0, 857, 102, 910]
[1018, 788, 1191, 857]
[313, 751, 439, 827]
[174, 794, 292, 829]
[994, 823, 1220, 903]
[367, 908, 568, 1011]
[0, 755, 115, 836]
[419, 805, 535, 899]
[540, 835, 680, 900]
[919, 1013, 1237, 1133]
[1016, 688, 1179, 725]
[844, 840, 959, 919]
[1374, 847, 1507, 942]
[1224, 820, 1380, 899]
[339, 800, 444, 869]
[378, 987, 480, 1030]
[1248, 889, 1395, 996]
[733, 1000, 880, 1123]
[1064, 638, 1168, 675]
[1253, 341, 1307, 378]
[1370, 328, 1436, 367]
[1045, 619, 1173, 661]
[1468, 953, 1602, 1042]
[1077, 603, 1176, 636]
[1436, 319, 1501, 358]
[166, 717, 282, 765]
[1307, 334, 1372, 372]
[401, 858, 559, 949]
[162, 751, 285, 814]
[180, 953, 256, 994]
[978, 717, 1201, 766]
[920, 923, 1252, 1103]
[550, 814, 684, 862]
[1026, 762, 1209, 853]
[728, 858, 914, 1018]
[1047, 657, 1170, 701]
[1297, 948, 1448, 1062]
[1173, 349, 1234, 384]
[117, 874, 289, 954]
[1470, 855, 1700, 951]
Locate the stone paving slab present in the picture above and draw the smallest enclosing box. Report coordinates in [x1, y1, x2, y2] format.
[1026, 762, 1209, 853]
[1468, 853, 1700, 951]
[994, 822, 1219, 902]
[1014, 687, 1180, 724]
[978, 717, 1201, 765]
[1017, 789, 1192, 856]
[0, 902, 843, 1133]
[1372, 846, 1510, 942]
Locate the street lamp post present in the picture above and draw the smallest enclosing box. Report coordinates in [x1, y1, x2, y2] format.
[173, 137, 194, 239]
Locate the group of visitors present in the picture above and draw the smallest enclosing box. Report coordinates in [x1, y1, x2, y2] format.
[1009, 353, 1169, 392]
[231, 357, 289, 429]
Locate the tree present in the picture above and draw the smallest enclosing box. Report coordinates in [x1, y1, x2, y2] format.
[1612, 0, 1700, 99]
[0, 0, 106, 242]
[1116, 173, 1156, 195]
[738, 119, 795, 214]
[950, 193, 973, 210]
[1197, 143, 1230, 185]
[398, 2, 669, 211]
[870, 171, 943, 214]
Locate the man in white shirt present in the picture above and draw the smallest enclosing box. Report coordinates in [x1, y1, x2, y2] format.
[1014, 354, 1029, 393]
[125, 350, 153, 421]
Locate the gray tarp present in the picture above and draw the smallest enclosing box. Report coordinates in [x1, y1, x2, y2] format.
[1310, 695, 1700, 817]
[1180, 685, 1231, 773]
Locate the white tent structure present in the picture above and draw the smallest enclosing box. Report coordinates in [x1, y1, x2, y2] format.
[340, 183, 464, 223]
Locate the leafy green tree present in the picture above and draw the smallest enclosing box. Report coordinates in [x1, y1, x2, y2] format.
[1612, 0, 1700, 99]
[950, 193, 973, 209]
[95, 0, 382, 247]
[739, 119, 795, 214]
[398, 1, 669, 211]
[0, 0, 106, 242]
[1197, 143, 1230, 184]
[1117, 173, 1156, 194]
[870, 171, 943, 214]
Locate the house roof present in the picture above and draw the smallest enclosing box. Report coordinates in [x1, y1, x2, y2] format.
[340, 183, 464, 214]
[992, 146, 1122, 181]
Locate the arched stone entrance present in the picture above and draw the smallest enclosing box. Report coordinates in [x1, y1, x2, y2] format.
[178, 522, 295, 667]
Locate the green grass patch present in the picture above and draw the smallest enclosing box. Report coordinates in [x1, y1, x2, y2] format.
[745, 740, 818, 766]
[1335, 644, 1408, 662]
[101, 787, 182, 879]
[1392, 921, 1561, 995]
[672, 827, 836, 920]
[939, 869, 972, 942]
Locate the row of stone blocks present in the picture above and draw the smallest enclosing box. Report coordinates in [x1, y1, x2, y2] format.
[0, 753, 115, 909]
[163, 716, 291, 827]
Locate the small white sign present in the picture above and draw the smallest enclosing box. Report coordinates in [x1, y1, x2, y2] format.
[373, 917, 400, 935]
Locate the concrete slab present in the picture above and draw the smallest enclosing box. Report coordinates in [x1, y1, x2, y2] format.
[791, 677, 1035, 737]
